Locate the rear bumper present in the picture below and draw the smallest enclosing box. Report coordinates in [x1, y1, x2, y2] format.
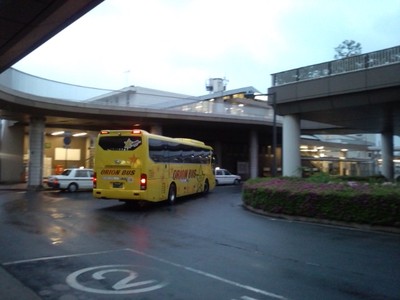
[93, 189, 151, 201]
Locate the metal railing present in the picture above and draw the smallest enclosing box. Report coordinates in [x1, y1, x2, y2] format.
[272, 45, 400, 86]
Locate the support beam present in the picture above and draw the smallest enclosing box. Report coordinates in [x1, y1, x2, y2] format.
[250, 129, 258, 178]
[28, 117, 45, 190]
[381, 132, 394, 180]
[283, 114, 301, 177]
[0, 120, 24, 182]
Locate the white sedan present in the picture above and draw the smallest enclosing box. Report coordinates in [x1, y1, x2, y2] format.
[215, 168, 241, 185]
[46, 168, 94, 192]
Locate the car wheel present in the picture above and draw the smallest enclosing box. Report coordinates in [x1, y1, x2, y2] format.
[233, 179, 240, 185]
[167, 183, 177, 205]
[67, 183, 78, 192]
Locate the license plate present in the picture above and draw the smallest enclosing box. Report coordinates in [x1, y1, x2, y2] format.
[112, 182, 123, 188]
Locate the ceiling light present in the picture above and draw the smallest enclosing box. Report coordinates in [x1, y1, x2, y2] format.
[51, 131, 65, 136]
[72, 132, 87, 137]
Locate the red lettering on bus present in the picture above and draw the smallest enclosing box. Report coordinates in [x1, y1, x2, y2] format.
[121, 170, 135, 175]
[100, 169, 121, 175]
[172, 169, 197, 180]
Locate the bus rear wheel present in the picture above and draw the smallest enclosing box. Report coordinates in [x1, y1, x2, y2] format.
[167, 183, 177, 205]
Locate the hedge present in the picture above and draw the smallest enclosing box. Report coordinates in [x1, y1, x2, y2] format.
[242, 177, 400, 227]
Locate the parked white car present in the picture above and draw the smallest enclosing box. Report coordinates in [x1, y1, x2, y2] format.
[215, 168, 241, 185]
[46, 168, 94, 192]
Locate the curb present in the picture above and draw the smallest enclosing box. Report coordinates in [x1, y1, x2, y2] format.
[243, 204, 400, 234]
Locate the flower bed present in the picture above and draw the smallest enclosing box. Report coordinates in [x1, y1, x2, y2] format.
[242, 177, 400, 227]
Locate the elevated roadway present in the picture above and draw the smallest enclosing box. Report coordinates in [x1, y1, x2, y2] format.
[269, 50, 400, 135]
[0, 69, 278, 187]
[0, 1, 399, 182]
[268, 46, 400, 178]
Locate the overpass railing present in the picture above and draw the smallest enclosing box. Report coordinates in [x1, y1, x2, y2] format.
[0, 68, 113, 101]
[0, 68, 276, 122]
[272, 45, 400, 86]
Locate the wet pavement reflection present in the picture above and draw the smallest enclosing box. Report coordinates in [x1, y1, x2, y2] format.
[1, 185, 399, 300]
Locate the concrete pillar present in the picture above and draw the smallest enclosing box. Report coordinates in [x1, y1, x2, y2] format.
[0, 120, 24, 182]
[86, 134, 96, 169]
[249, 129, 258, 178]
[283, 114, 302, 177]
[381, 132, 394, 180]
[28, 117, 45, 190]
[214, 140, 222, 167]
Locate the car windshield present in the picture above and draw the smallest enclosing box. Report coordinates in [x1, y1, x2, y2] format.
[61, 169, 72, 176]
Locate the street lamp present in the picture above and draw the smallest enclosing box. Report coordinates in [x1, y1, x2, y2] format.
[245, 92, 277, 177]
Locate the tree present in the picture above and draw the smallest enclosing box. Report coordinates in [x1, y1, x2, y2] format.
[334, 40, 362, 59]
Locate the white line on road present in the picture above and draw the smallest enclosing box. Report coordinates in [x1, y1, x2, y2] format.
[125, 248, 288, 300]
[3, 248, 288, 299]
[2, 249, 128, 266]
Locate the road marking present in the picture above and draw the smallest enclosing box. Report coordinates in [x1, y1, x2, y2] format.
[125, 248, 288, 300]
[2, 249, 127, 266]
[3, 248, 288, 299]
[66, 265, 168, 295]
[91, 268, 155, 290]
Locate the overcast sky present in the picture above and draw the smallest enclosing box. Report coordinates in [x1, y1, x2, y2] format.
[13, 0, 400, 95]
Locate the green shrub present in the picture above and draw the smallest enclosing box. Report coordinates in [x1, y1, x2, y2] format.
[242, 177, 400, 227]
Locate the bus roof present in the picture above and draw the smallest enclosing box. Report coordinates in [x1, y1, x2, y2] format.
[98, 129, 212, 149]
[173, 138, 206, 146]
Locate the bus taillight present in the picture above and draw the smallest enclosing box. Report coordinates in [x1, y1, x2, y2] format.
[140, 174, 147, 190]
[132, 129, 141, 134]
[100, 130, 109, 135]
[93, 172, 97, 188]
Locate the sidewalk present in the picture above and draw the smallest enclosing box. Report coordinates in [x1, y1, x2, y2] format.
[0, 182, 28, 190]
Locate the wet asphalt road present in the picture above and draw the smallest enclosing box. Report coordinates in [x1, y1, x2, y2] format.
[0, 185, 399, 300]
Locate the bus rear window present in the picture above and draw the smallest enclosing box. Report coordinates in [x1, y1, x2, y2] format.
[98, 136, 142, 151]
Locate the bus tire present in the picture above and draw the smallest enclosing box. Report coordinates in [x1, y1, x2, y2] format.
[167, 183, 177, 205]
[203, 179, 210, 194]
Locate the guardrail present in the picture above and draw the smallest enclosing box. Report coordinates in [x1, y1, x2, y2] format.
[272, 45, 400, 86]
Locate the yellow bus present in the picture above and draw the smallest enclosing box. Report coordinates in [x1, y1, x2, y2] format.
[93, 129, 215, 204]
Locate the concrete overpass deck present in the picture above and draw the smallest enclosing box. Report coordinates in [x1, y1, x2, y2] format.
[269, 45, 400, 136]
[267, 45, 400, 178]
[0, 68, 277, 134]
